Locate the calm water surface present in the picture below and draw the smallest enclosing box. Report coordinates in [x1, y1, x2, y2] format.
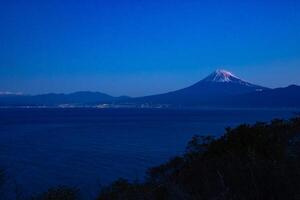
[0, 108, 297, 198]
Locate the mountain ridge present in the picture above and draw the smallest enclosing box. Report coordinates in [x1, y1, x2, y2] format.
[0, 70, 299, 108]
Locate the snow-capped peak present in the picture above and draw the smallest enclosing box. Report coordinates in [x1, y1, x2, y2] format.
[202, 69, 242, 83]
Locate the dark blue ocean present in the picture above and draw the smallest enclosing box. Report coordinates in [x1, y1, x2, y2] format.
[0, 108, 297, 199]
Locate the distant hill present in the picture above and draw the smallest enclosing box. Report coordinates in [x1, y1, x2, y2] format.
[0, 91, 129, 106]
[225, 85, 300, 108]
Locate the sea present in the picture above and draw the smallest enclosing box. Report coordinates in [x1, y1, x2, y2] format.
[0, 108, 297, 199]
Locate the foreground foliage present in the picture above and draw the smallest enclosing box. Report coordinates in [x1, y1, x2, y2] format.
[98, 117, 300, 200]
[32, 186, 80, 200]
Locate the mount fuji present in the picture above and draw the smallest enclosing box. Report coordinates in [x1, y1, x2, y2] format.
[129, 69, 269, 105]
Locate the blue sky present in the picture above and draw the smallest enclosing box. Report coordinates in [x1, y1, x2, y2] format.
[0, 0, 299, 96]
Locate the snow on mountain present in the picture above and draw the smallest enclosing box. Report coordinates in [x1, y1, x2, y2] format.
[201, 69, 259, 87]
[202, 69, 240, 83]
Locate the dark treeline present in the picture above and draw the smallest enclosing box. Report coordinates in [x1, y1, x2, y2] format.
[97, 117, 300, 200]
[2, 117, 300, 200]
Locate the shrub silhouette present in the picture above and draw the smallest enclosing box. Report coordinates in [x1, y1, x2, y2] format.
[98, 117, 300, 200]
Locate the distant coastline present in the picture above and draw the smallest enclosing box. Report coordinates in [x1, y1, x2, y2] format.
[1, 105, 300, 111]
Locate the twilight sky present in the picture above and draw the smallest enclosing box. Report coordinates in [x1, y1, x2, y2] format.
[0, 0, 299, 96]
